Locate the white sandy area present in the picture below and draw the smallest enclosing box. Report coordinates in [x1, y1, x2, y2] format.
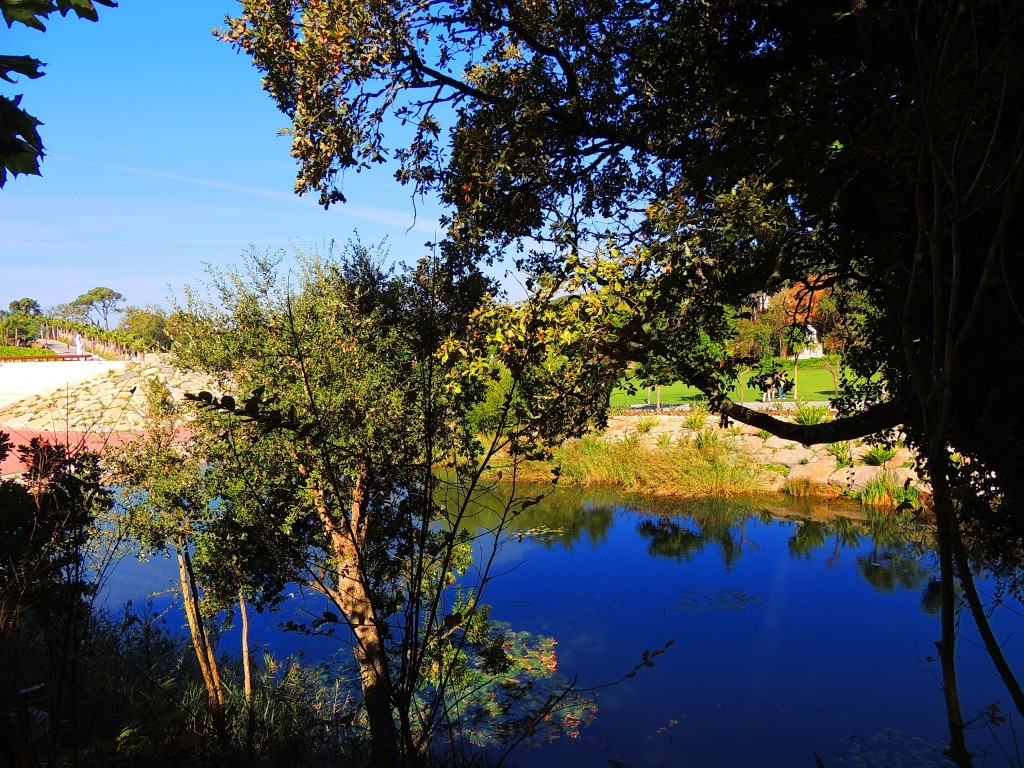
[0, 359, 129, 408]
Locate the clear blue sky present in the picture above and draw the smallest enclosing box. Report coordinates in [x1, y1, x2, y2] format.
[1, 1, 475, 315]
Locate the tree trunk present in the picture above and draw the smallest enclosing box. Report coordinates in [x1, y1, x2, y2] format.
[176, 546, 227, 744]
[239, 590, 254, 757]
[314, 470, 399, 766]
[930, 459, 974, 768]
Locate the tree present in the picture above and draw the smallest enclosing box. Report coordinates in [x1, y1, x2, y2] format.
[0, 0, 116, 186]
[72, 286, 124, 330]
[8, 298, 41, 316]
[223, 3, 1024, 764]
[119, 305, 171, 351]
[170, 243, 595, 764]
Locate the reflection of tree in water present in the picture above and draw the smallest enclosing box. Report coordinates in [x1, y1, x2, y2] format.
[857, 542, 934, 593]
[788, 517, 861, 567]
[461, 484, 616, 549]
[634, 499, 761, 569]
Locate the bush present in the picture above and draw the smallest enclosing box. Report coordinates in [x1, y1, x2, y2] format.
[793, 402, 830, 425]
[683, 407, 709, 431]
[863, 445, 897, 466]
[825, 441, 854, 468]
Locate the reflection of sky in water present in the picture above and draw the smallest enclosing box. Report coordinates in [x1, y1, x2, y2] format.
[98, 498, 1022, 767]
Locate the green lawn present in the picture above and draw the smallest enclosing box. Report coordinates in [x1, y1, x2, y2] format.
[610, 362, 843, 408]
[0, 345, 55, 357]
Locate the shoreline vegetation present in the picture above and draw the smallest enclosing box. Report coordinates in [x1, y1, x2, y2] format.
[0, 357, 926, 511]
[492, 409, 926, 512]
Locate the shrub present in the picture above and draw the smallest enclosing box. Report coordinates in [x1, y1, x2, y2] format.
[863, 444, 897, 466]
[793, 402, 830, 425]
[683, 407, 709, 431]
[758, 429, 771, 440]
[825, 441, 854, 468]
[656, 432, 673, 449]
[693, 429, 719, 452]
[636, 416, 659, 434]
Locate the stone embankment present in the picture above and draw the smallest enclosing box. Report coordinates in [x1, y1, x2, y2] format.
[0, 360, 923, 502]
[601, 409, 925, 500]
[0, 357, 214, 433]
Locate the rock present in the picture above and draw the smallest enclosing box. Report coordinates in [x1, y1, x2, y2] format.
[771, 447, 815, 467]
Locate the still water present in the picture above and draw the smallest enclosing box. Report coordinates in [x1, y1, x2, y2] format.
[104, 491, 1023, 767]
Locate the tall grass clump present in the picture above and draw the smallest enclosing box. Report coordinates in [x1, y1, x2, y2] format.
[793, 402, 830, 425]
[683, 406, 709, 431]
[635, 416, 659, 434]
[552, 435, 763, 497]
[863, 444, 897, 466]
[825, 441, 854, 468]
[693, 429, 719, 452]
[858, 470, 920, 508]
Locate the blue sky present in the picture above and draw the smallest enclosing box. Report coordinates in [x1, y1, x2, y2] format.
[1, 1, 468, 315]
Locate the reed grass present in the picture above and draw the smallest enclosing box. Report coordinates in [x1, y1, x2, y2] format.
[515, 434, 766, 497]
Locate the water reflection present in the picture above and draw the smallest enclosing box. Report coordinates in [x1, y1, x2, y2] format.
[105, 489, 1022, 767]
[477, 490, 1019, 768]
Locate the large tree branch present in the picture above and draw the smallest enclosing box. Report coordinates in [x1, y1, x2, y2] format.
[710, 395, 909, 446]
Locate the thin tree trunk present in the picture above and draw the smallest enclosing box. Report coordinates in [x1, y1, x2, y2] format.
[239, 590, 254, 757]
[930, 466, 974, 768]
[314, 471, 399, 766]
[176, 546, 227, 743]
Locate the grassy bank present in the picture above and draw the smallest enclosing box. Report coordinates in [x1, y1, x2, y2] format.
[506, 433, 769, 498]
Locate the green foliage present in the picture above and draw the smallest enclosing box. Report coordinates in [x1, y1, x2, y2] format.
[825, 441, 854, 468]
[0, 0, 116, 186]
[0, 344, 52, 356]
[8, 297, 41, 315]
[72, 286, 125, 330]
[863, 445, 897, 467]
[683, 407, 708, 431]
[793, 402, 830, 426]
[858, 471, 920, 509]
[635, 415, 659, 434]
[0, 315, 40, 346]
[693, 429, 719, 452]
[165, 241, 598, 763]
[119, 305, 172, 351]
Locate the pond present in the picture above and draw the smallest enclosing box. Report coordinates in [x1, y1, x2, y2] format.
[103, 491, 1024, 767]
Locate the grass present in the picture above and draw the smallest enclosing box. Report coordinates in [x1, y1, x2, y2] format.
[793, 402, 830, 425]
[682, 407, 709, 431]
[635, 416, 659, 434]
[825, 441, 854, 468]
[0, 345, 55, 357]
[610, 363, 845, 408]
[515, 434, 766, 497]
[858, 470, 920, 508]
[863, 444, 897, 466]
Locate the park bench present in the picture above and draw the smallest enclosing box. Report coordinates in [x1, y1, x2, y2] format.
[0, 354, 93, 363]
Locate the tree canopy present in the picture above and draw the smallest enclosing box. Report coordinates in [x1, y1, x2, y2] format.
[223, 6, 1024, 762]
[72, 286, 124, 330]
[223, 0, 1024, 506]
[0, 0, 116, 186]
